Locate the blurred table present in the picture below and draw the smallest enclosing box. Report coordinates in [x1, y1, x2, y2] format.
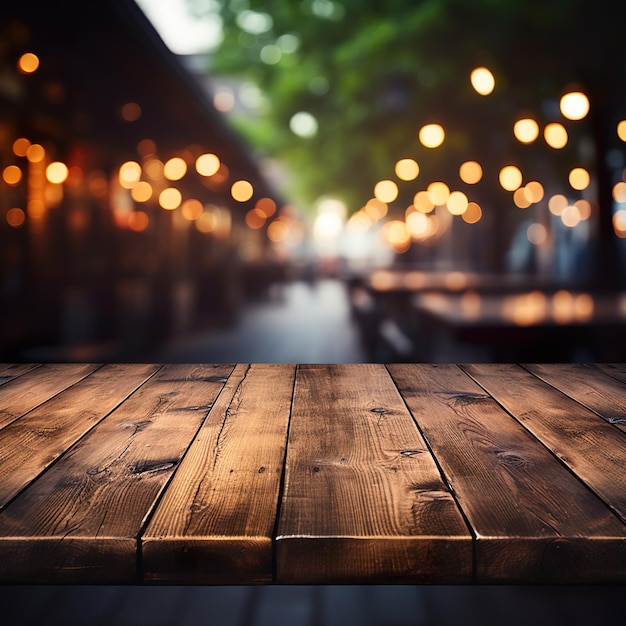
[1, 363, 626, 584]
[413, 290, 626, 361]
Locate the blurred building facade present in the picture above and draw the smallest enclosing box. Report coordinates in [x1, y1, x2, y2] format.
[0, 0, 293, 360]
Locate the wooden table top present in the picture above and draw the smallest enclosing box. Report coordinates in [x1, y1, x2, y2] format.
[1, 362, 626, 585]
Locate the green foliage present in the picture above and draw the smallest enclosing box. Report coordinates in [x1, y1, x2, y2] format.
[195, 0, 626, 214]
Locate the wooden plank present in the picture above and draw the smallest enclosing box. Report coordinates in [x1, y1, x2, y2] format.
[388, 363, 626, 583]
[465, 363, 626, 522]
[276, 364, 472, 584]
[0, 363, 99, 431]
[596, 363, 626, 385]
[0, 363, 40, 386]
[523, 363, 626, 434]
[0, 364, 233, 584]
[0, 364, 161, 510]
[142, 363, 295, 584]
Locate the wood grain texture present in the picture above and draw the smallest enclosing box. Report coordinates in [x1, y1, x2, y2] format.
[0, 363, 99, 431]
[0, 364, 160, 510]
[388, 363, 626, 583]
[276, 364, 472, 584]
[0, 364, 233, 584]
[0, 364, 40, 386]
[523, 363, 626, 434]
[464, 363, 626, 524]
[596, 363, 626, 384]
[143, 364, 295, 584]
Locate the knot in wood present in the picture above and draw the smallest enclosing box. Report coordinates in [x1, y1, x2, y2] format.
[370, 407, 388, 414]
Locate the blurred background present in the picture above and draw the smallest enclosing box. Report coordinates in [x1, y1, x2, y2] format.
[1, 2, 625, 625]
[2, 0, 626, 364]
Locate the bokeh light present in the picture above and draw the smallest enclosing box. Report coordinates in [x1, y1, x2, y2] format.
[2, 165, 23, 185]
[159, 187, 182, 210]
[513, 118, 539, 144]
[196, 153, 221, 176]
[18, 52, 39, 74]
[560, 91, 590, 120]
[395, 158, 420, 181]
[499, 165, 523, 191]
[374, 179, 398, 203]
[470, 67, 495, 95]
[568, 167, 590, 191]
[163, 157, 187, 181]
[462, 202, 482, 224]
[544, 123, 568, 149]
[459, 161, 483, 184]
[418, 123, 445, 148]
[231, 179, 254, 202]
[427, 181, 450, 206]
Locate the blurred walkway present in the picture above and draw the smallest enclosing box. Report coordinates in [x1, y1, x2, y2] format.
[155, 278, 367, 363]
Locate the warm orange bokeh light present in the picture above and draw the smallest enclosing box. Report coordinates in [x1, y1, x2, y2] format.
[568, 167, 590, 191]
[159, 187, 182, 210]
[374, 179, 399, 203]
[26, 143, 45, 163]
[2, 165, 23, 185]
[548, 194, 568, 216]
[462, 202, 482, 224]
[499, 165, 523, 191]
[395, 158, 420, 181]
[119, 161, 142, 188]
[18, 52, 39, 74]
[163, 157, 187, 181]
[419, 123, 445, 148]
[513, 118, 539, 144]
[255, 197, 277, 218]
[131, 181, 153, 203]
[121, 102, 142, 122]
[12, 138, 31, 157]
[470, 67, 495, 95]
[446, 190, 469, 215]
[196, 153, 221, 176]
[544, 123, 568, 149]
[459, 161, 483, 184]
[231, 179, 254, 202]
[527, 223, 547, 245]
[245, 208, 267, 229]
[365, 198, 388, 221]
[427, 181, 450, 206]
[181, 198, 204, 221]
[45, 162, 69, 184]
[560, 91, 589, 121]
[413, 190, 435, 213]
[6, 207, 26, 228]
[128, 211, 150, 232]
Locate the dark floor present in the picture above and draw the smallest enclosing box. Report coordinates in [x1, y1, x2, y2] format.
[1, 584, 624, 626]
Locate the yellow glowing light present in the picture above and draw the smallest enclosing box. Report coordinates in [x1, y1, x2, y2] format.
[131, 181, 153, 203]
[231, 179, 254, 202]
[552, 290, 574, 324]
[144, 158, 163, 180]
[196, 211, 217, 233]
[181, 199, 203, 221]
[2, 165, 22, 185]
[459, 161, 483, 184]
[575, 199, 592, 220]
[499, 165, 523, 191]
[119, 161, 142, 188]
[419, 124, 445, 148]
[504, 291, 547, 327]
[513, 118, 539, 144]
[18, 52, 39, 74]
[618, 121, 626, 142]
[427, 181, 450, 206]
[613, 209, 626, 237]
[406, 211, 429, 239]
[382, 220, 411, 252]
[12, 138, 31, 157]
[395, 158, 420, 181]
[524, 181, 544, 203]
[121, 102, 142, 122]
[413, 190, 435, 213]
[462, 202, 482, 224]
[527, 223, 547, 245]
[45, 162, 69, 184]
[6, 207, 26, 228]
[447, 190, 469, 215]
[196, 153, 221, 176]
[568, 167, 590, 191]
[26, 143, 45, 163]
[470, 67, 495, 95]
[544, 123, 568, 149]
[159, 187, 182, 210]
[561, 204, 581, 228]
[245, 208, 267, 229]
[365, 198, 388, 221]
[164, 157, 187, 181]
[347, 210, 372, 233]
[575, 293, 594, 322]
[513, 188, 531, 209]
[613, 182, 626, 203]
[128, 211, 149, 232]
[560, 91, 590, 121]
[548, 194, 568, 216]
[267, 219, 289, 243]
[374, 179, 399, 203]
